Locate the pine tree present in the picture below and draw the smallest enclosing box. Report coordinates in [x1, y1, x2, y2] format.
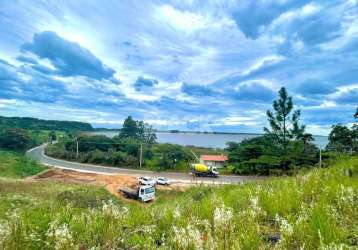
[264, 87, 305, 152]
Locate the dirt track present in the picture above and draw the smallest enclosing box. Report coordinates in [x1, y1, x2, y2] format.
[33, 168, 189, 198]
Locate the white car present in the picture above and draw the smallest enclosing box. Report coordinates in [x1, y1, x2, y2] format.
[137, 176, 156, 186]
[156, 177, 171, 185]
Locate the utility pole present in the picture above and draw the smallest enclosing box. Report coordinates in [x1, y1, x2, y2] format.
[139, 143, 143, 168]
[76, 138, 79, 160]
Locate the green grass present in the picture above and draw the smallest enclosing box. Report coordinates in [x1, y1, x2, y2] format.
[0, 155, 357, 249]
[0, 150, 47, 178]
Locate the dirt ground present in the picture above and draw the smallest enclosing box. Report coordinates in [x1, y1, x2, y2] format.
[33, 168, 189, 198]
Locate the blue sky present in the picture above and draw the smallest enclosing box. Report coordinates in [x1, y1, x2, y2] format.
[0, 0, 357, 135]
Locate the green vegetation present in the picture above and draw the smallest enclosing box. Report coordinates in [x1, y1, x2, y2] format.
[0, 150, 47, 178]
[227, 88, 319, 175]
[0, 128, 66, 151]
[0, 156, 356, 249]
[45, 116, 224, 171]
[0, 115, 79, 152]
[326, 123, 358, 153]
[0, 128, 31, 150]
[118, 115, 157, 144]
[0, 116, 93, 132]
[45, 137, 197, 171]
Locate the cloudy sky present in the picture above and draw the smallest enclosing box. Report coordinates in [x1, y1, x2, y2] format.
[0, 0, 357, 135]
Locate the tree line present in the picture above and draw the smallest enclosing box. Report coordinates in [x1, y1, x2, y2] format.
[0, 116, 92, 151]
[0, 116, 93, 132]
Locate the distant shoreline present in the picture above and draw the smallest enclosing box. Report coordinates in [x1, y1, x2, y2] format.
[92, 129, 327, 137]
[92, 128, 262, 135]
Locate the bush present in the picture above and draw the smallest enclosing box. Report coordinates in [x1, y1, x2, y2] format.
[227, 136, 319, 175]
[0, 128, 31, 150]
[88, 149, 106, 164]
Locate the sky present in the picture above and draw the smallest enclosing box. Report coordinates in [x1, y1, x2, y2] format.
[0, 0, 357, 135]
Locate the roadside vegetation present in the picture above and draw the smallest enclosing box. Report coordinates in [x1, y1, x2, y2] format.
[45, 116, 224, 172]
[0, 150, 47, 178]
[0, 155, 356, 249]
[0, 116, 89, 178]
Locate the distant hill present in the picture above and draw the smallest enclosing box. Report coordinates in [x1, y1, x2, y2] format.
[0, 116, 94, 132]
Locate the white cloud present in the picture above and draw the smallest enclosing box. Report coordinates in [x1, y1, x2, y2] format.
[240, 55, 285, 76]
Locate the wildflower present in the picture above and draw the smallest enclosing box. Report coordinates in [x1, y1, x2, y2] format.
[213, 203, 233, 229]
[173, 206, 181, 218]
[338, 185, 356, 206]
[173, 224, 203, 249]
[0, 220, 10, 243]
[249, 196, 263, 217]
[46, 220, 75, 250]
[275, 214, 293, 236]
[101, 200, 128, 219]
[25, 231, 42, 243]
[318, 242, 353, 250]
[6, 209, 20, 220]
[132, 224, 156, 234]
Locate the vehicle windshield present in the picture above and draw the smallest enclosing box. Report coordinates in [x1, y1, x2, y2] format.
[144, 187, 155, 194]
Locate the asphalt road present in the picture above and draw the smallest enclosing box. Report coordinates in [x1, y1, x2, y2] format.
[27, 144, 265, 184]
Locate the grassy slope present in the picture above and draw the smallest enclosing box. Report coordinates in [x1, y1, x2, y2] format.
[0, 150, 47, 178]
[0, 156, 357, 249]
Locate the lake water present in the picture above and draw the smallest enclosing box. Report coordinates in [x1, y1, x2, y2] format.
[93, 131, 329, 149]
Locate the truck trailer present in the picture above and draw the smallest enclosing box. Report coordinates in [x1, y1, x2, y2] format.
[119, 185, 155, 202]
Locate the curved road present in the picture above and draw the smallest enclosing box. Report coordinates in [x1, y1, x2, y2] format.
[27, 144, 264, 184]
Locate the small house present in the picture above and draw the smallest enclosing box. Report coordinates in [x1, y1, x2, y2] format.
[200, 155, 228, 168]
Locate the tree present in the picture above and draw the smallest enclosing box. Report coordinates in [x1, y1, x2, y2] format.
[137, 121, 157, 144]
[49, 131, 57, 144]
[351, 124, 358, 152]
[264, 87, 305, 152]
[0, 128, 31, 150]
[355, 107, 358, 119]
[119, 116, 157, 144]
[326, 124, 353, 153]
[142, 123, 157, 144]
[119, 116, 139, 139]
[154, 144, 191, 170]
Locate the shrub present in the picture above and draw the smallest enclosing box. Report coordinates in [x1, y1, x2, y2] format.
[0, 128, 31, 150]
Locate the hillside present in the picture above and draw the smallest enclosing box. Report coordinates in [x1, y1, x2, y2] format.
[0, 155, 356, 249]
[0, 116, 93, 132]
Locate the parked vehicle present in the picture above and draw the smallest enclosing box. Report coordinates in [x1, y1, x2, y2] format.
[191, 163, 219, 178]
[156, 177, 171, 185]
[137, 176, 156, 186]
[119, 185, 155, 202]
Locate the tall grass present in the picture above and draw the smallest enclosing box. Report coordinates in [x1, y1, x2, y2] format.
[0, 156, 357, 249]
[0, 150, 47, 178]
